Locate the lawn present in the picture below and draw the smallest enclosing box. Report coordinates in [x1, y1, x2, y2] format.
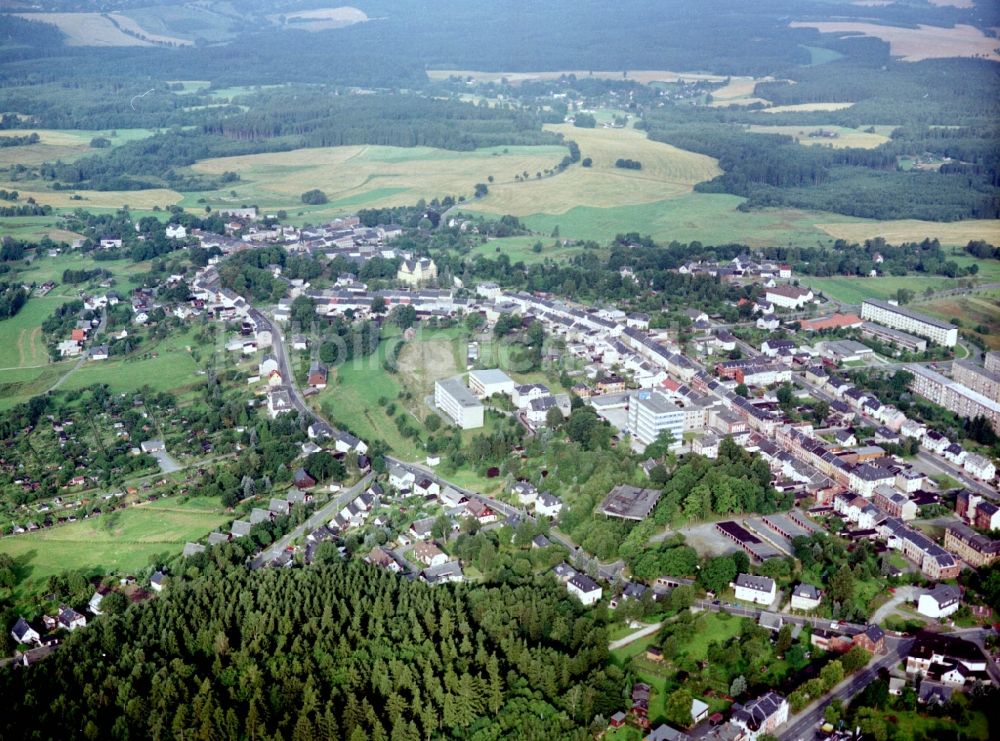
[312, 327, 463, 461]
[868, 708, 989, 741]
[803, 275, 976, 305]
[464, 235, 597, 264]
[0, 496, 231, 592]
[515, 192, 846, 248]
[60, 330, 208, 396]
[682, 612, 745, 661]
[0, 295, 67, 369]
[919, 292, 1000, 350]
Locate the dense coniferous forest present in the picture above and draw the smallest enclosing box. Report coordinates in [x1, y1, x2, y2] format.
[0, 563, 619, 740]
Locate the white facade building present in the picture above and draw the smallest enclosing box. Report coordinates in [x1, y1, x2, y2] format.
[627, 391, 684, 448]
[435, 378, 485, 429]
[861, 299, 958, 347]
[468, 369, 516, 398]
[733, 574, 776, 606]
[567, 574, 602, 606]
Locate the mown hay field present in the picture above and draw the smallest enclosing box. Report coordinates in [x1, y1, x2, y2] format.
[789, 21, 1000, 62]
[746, 124, 896, 149]
[191, 143, 568, 213]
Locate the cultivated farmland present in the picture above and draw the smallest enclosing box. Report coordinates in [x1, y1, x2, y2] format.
[13, 12, 187, 47]
[190, 143, 568, 217]
[746, 124, 895, 149]
[789, 21, 1000, 62]
[814, 218, 1000, 245]
[267, 7, 370, 31]
[463, 124, 721, 216]
[0, 128, 156, 166]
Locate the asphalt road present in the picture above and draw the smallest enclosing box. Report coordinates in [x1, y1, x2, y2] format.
[778, 638, 913, 741]
[250, 472, 373, 569]
[692, 599, 866, 636]
[252, 309, 314, 419]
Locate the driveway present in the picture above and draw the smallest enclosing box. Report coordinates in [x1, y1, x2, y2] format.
[870, 585, 920, 625]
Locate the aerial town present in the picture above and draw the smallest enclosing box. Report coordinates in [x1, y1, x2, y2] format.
[2, 2, 999, 738]
[5, 203, 999, 741]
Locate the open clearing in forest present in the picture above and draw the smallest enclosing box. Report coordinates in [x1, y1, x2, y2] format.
[746, 124, 895, 149]
[267, 7, 369, 31]
[463, 124, 721, 216]
[789, 21, 1000, 62]
[761, 102, 855, 113]
[0, 497, 230, 589]
[190, 143, 567, 216]
[427, 69, 754, 86]
[14, 12, 189, 47]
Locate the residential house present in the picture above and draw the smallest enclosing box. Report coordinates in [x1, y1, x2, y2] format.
[421, 560, 464, 584]
[512, 481, 538, 506]
[733, 574, 776, 606]
[917, 584, 961, 620]
[535, 492, 563, 518]
[790, 583, 822, 611]
[853, 624, 885, 654]
[150, 571, 166, 593]
[412, 541, 449, 568]
[58, 605, 87, 631]
[729, 692, 789, 741]
[307, 362, 328, 389]
[567, 574, 603, 606]
[367, 547, 402, 573]
[293, 468, 317, 489]
[11, 618, 40, 646]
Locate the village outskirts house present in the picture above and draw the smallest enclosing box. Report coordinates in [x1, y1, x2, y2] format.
[732, 574, 776, 606]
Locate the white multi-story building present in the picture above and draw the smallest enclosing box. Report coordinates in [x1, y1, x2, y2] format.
[567, 574, 602, 606]
[467, 369, 516, 399]
[733, 574, 776, 605]
[917, 585, 961, 620]
[765, 285, 813, 309]
[909, 365, 1000, 434]
[951, 361, 1000, 403]
[435, 378, 484, 429]
[861, 299, 958, 347]
[627, 391, 684, 448]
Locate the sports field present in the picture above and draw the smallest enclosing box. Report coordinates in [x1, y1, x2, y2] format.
[190, 143, 568, 218]
[0, 496, 230, 590]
